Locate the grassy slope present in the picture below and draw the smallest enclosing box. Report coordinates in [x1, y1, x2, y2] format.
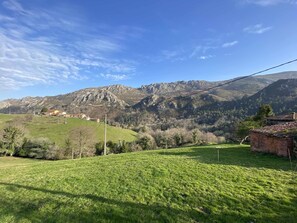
[0, 156, 43, 168]
[0, 144, 296, 223]
[0, 114, 20, 128]
[0, 114, 137, 146]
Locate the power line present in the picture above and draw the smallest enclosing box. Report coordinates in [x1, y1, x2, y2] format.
[186, 58, 297, 97]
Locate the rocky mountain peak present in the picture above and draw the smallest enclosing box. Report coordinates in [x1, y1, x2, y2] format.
[1, 71, 297, 120]
[139, 80, 214, 95]
[70, 88, 129, 108]
[100, 84, 134, 94]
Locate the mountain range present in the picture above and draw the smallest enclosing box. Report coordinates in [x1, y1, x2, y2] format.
[1, 71, 297, 134]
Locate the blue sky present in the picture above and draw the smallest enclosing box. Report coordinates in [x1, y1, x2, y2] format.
[0, 0, 297, 100]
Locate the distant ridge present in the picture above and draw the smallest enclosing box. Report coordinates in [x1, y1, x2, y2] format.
[1, 71, 297, 127]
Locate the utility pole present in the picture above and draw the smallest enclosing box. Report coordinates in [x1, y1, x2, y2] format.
[104, 114, 107, 155]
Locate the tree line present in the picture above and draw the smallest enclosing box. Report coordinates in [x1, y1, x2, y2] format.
[0, 117, 225, 160]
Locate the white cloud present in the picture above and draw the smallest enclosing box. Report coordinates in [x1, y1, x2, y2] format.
[0, 76, 29, 90]
[189, 40, 237, 60]
[199, 55, 214, 60]
[190, 45, 218, 58]
[243, 24, 272, 34]
[2, 0, 28, 14]
[0, 15, 14, 22]
[162, 50, 179, 59]
[100, 73, 129, 81]
[222, 41, 239, 48]
[0, 0, 137, 90]
[74, 38, 122, 55]
[244, 0, 297, 6]
[152, 48, 187, 62]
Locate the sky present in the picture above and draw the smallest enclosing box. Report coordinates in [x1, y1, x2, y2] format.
[0, 0, 297, 100]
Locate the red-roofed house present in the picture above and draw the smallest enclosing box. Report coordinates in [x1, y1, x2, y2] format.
[250, 122, 297, 157]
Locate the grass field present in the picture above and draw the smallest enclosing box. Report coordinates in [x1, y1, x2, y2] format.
[0, 144, 296, 223]
[0, 156, 44, 168]
[0, 114, 137, 146]
[0, 114, 20, 128]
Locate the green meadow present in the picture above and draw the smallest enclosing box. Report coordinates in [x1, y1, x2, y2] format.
[0, 144, 296, 222]
[0, 114, 137, 146]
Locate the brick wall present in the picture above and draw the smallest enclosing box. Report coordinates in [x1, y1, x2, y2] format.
[250, 132, 294, 157]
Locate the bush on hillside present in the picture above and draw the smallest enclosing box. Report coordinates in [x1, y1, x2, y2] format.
[45, 144, 65, 160]
[166, 128, 191, 147]
[16, 137, 50, 159]
[14, 137, 64, 160]
[147, 127, 224, 149]
[0, 125, 25, 156]
[127, 142, 143, 152]
[95, 142, 105, 155]
[137, 133, 156, 150]
[150, 130, 168, 148]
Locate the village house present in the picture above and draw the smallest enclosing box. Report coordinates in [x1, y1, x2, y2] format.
[62, 113, 91, 120]
[46, 109, 60, 116]
[60, 111, 67, 116]
[250, 121, 297, 157]
[89, 118, 100, 123]
[266, 112, 297, 125]
[42, 109, 67, 117]
[68, 113, 87, 119]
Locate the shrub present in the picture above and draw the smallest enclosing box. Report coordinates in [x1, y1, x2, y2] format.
[1, 125, 25, 156]
[95, 142, 105, 155]
[151, 130, 165, 148]
[46, 144, 65, 160]
[127, 142, 143, 152]
[137, 133, 156, 150]
[15, 137, 64, 160]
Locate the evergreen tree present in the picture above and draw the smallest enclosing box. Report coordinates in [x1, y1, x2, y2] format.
[1, 126, 24, 156]
[236, 104, 273, 144]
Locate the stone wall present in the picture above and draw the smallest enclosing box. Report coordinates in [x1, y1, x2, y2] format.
[250, 132, 294, 157]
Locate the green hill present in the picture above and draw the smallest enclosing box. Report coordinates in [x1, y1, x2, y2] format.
[0, 114, 137, 146]
[0, 114, 19, 128]
[0, 144, 296, 222]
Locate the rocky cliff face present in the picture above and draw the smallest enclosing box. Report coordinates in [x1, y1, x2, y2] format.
[100, 85, 148, 105]
[139, 80, 214, 95]
[1, 72, 297, 123]
[69, 88, 129, 108]
[0, 87, 129, 116]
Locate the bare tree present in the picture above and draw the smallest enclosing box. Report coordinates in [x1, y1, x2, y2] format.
[64, 138, 73, 159]
[69, 126, 96, 159]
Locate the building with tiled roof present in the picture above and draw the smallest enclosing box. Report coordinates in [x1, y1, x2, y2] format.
[266, 112, 297, 125]
[250, 121, 297, 157]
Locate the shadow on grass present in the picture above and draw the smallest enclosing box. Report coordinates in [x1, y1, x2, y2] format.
[158, 145, 296, 171]
[0, 182, 202, 223]
[0, 181, 296, 223]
